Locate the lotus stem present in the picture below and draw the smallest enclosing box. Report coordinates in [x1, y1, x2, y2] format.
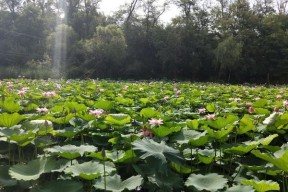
[18, 146, 21, 163]
[103, 161, 106, 192]
[8, 140, 11, 165]
[283, 172, 287, 192]
[102, 148, 106, 192]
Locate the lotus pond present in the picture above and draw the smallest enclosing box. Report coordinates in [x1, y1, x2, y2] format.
[0, 79, 288, 192]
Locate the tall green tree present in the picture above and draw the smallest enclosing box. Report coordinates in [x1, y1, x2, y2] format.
[72, 24, 127, 78]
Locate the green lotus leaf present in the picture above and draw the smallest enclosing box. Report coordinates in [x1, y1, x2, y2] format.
[204, 125, 234, 139]
[9, 157, 64, 181]
[237, 114, 256, 134]
[0, 97, 22, 113]
[253, 99, 268, 108]
[206, 114, 238, 129]
[140, 108, 159, 118]
[64, 102, 87, 113]
[0, 113, 26, 127]
[189, 134, 210, 146]
[65, 161, 116, 180]
[106, 150, 125, 162]
[254, 108, 270, 115]
[69, 117, 87, 127]
[139, 98, 149, 105]
[185, 173, 228, 191]
[226, 185, 254, 192]
[93, 174, 143, 192]
[45, 145, 97, 159]
[186, 119, 199, 129]
[0, 128, 35, 146]
[252, 148, 288, 172]
[94, 100, 113, 111]
[105, 114, 131, 125]
[197, 149, 215, 164]
[206, 103, 217, 112]
[48, 114, 75, 125]
[132, 138, 184, 165]
[31, 180, 84, 192]
[115, 97, 134, 106]
[53, 127, 80, 138]
[224, 143, 258, 155]
[151, 126, 181, 137]
[257, 134, 278, 145]
[22, 120, 53, 135]
[275, 112, 288, 128]
[0, 165, 17, 186]
[172, 128, 208, 146]
[116, 149, 138, 163]
[148, 171, 183, 190]
[170, 162, 192, 174]
[241, 180, 280, 192]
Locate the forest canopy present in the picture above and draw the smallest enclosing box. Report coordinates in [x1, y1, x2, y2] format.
[0, 0, 287, 83]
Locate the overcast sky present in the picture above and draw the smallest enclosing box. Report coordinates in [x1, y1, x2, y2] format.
[99, 0, 180, 23]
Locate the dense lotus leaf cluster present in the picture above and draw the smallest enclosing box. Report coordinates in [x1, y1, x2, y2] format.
[0, 79, 288, 191]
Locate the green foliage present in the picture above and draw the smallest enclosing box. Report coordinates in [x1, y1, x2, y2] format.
[185, 173, 228, 191]
[0, 113, 25, 127]
[132, 138, 183, 165]
[65, 161, 115, 180]
[31, 180, 84, 192]
[0, 80, 287, 191]
[9, 157, 67, 181]
[241, 180, 280, 192]
[93, 174, 143, 192]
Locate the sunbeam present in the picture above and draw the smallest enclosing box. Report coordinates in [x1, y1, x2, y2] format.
[52, 2, 67, 78]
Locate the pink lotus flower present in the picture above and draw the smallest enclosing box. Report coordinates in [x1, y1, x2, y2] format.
[206, 114, 216, 120]
[36, 107, 48, 113]
[248, 106, 255, 114]
[148, 118, 163, 126]
[276, 95, 282, 100]
[140, 127, 153, 137]
[283, 100, 288, 107]
[89, 109, 104, 118]
[17, 90, 26, 97]
[198, 108, 206, 114]
[7, 82, 13, 92]
[244, 102, 252, 108]
[42, 91, 56, 97]
[274, 106, 279, 112]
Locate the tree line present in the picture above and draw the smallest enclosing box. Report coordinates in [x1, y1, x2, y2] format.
[0, 0, 288, 83]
